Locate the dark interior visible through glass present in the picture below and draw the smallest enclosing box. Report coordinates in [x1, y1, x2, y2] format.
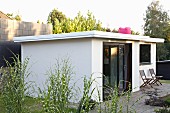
[140, 44, 151, 64]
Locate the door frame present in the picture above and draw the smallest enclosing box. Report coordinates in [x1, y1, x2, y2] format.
[103, 42, 132, 99]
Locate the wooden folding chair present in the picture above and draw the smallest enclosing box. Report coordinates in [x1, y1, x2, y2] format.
[149, 68, 163, 86]
[139, 70, 153, 88]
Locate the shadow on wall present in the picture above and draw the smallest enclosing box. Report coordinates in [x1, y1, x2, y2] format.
[0, 18, 52, 41]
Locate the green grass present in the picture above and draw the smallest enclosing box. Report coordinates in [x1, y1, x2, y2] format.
[0, 95, 42, 113]
[162, 94, 170, 105]
[0, 94, 5, 113]
[160, 80, 170, 84]
[24, 96, 42, 113]
[0, 94, 77, 113]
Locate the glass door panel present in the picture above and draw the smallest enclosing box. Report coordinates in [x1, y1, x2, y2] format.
[110, 47, 118, 87]
[103, 43, 125, 89]
[118, 45, 124, 90]
[103, 43, 132, 100]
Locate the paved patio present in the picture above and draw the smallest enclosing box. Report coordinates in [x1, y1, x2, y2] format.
[90, 83, 170, 113]
[126, 83, 170, 113]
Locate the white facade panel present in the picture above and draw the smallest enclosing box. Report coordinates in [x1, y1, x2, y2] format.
[132, 41, 140, 92]
[91, 39, 103, 101]
[139, 43, 157, 86]
[22, 38, 92, 101]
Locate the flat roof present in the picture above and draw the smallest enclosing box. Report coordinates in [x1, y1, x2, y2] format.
[13, 30, 164, 43]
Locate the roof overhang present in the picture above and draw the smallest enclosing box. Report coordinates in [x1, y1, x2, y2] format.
[13, 30, 164, 43]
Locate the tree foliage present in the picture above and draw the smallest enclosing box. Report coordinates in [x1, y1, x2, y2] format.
[14, 15, 21, 21]
[7, 13, 22, 21]
[143, 1, 170, 61]
[48, 8, 140, 35]
[156, 43, 169, 61]
[47, 8, 67, 31]
[37, 20, 40, 23]
[50, 10, 102, 34]
[143, 1, 170, 39]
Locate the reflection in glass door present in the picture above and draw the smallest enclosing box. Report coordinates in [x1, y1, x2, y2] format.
[110, 46, 118, 87]
[103, 44, 125, 90]
[118, 45, 124, 90]
[103, 43, 132, 100]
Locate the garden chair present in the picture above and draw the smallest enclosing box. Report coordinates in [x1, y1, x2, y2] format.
[139, 70, 153, 88]
[149, 68, 163, 86]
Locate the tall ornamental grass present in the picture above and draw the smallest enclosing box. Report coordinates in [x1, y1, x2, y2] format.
[0, 55, 141, 113]
[39, 59, 75, 113]
[77, 75, 96, 113]
[1, 55, 32, 113]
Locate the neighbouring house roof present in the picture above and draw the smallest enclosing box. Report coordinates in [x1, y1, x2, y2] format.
[13, 30, 164, 43]
[0, 11, 12, 20]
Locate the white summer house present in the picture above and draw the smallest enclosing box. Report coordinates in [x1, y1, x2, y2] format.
[14, 31, 164, 101]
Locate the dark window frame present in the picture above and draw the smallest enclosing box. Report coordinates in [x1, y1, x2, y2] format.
[140, 44, 151, 65]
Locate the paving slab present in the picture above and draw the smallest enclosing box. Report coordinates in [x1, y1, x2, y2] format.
[89, 83, 170, 113]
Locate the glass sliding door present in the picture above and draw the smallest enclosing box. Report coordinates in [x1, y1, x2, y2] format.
[118, 45, 124, 90]
[110, 45, 124, 89]
[103, 43, 132, 100]
[103, 43, 125, 92]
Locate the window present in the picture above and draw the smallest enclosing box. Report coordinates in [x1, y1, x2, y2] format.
[140, 44, 151, 64]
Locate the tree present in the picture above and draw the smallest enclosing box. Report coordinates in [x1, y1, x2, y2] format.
[14, 15, 21, 21]
[6, 13, 22, 21]
[37, 20, 40, 23]
[165, 24, 170, 42]
[131, 30, 140, 35]
[143, 1, 170, 61]
[53, 19, 62, 34]
[156, 43, 169, 61]
[52, 10, 102, 34]
[143, 0, 170, 40]
[6, 13, 13, 19]
[47, 8, 67, 30]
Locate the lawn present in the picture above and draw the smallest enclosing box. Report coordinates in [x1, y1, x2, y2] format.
[160, 80, 170, 84]
[0, 95, 42, 113]
[0, 95, 77, 113]
[161, 94, 170, 105]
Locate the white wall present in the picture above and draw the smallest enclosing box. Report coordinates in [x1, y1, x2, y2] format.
[132, 41, 140, 92]
[91, 39, 103, 101]
[22, 38, 92, 101]
[131, 42, 157, 91]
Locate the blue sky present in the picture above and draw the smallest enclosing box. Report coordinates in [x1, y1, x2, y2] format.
[0, 0, 169, 34]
